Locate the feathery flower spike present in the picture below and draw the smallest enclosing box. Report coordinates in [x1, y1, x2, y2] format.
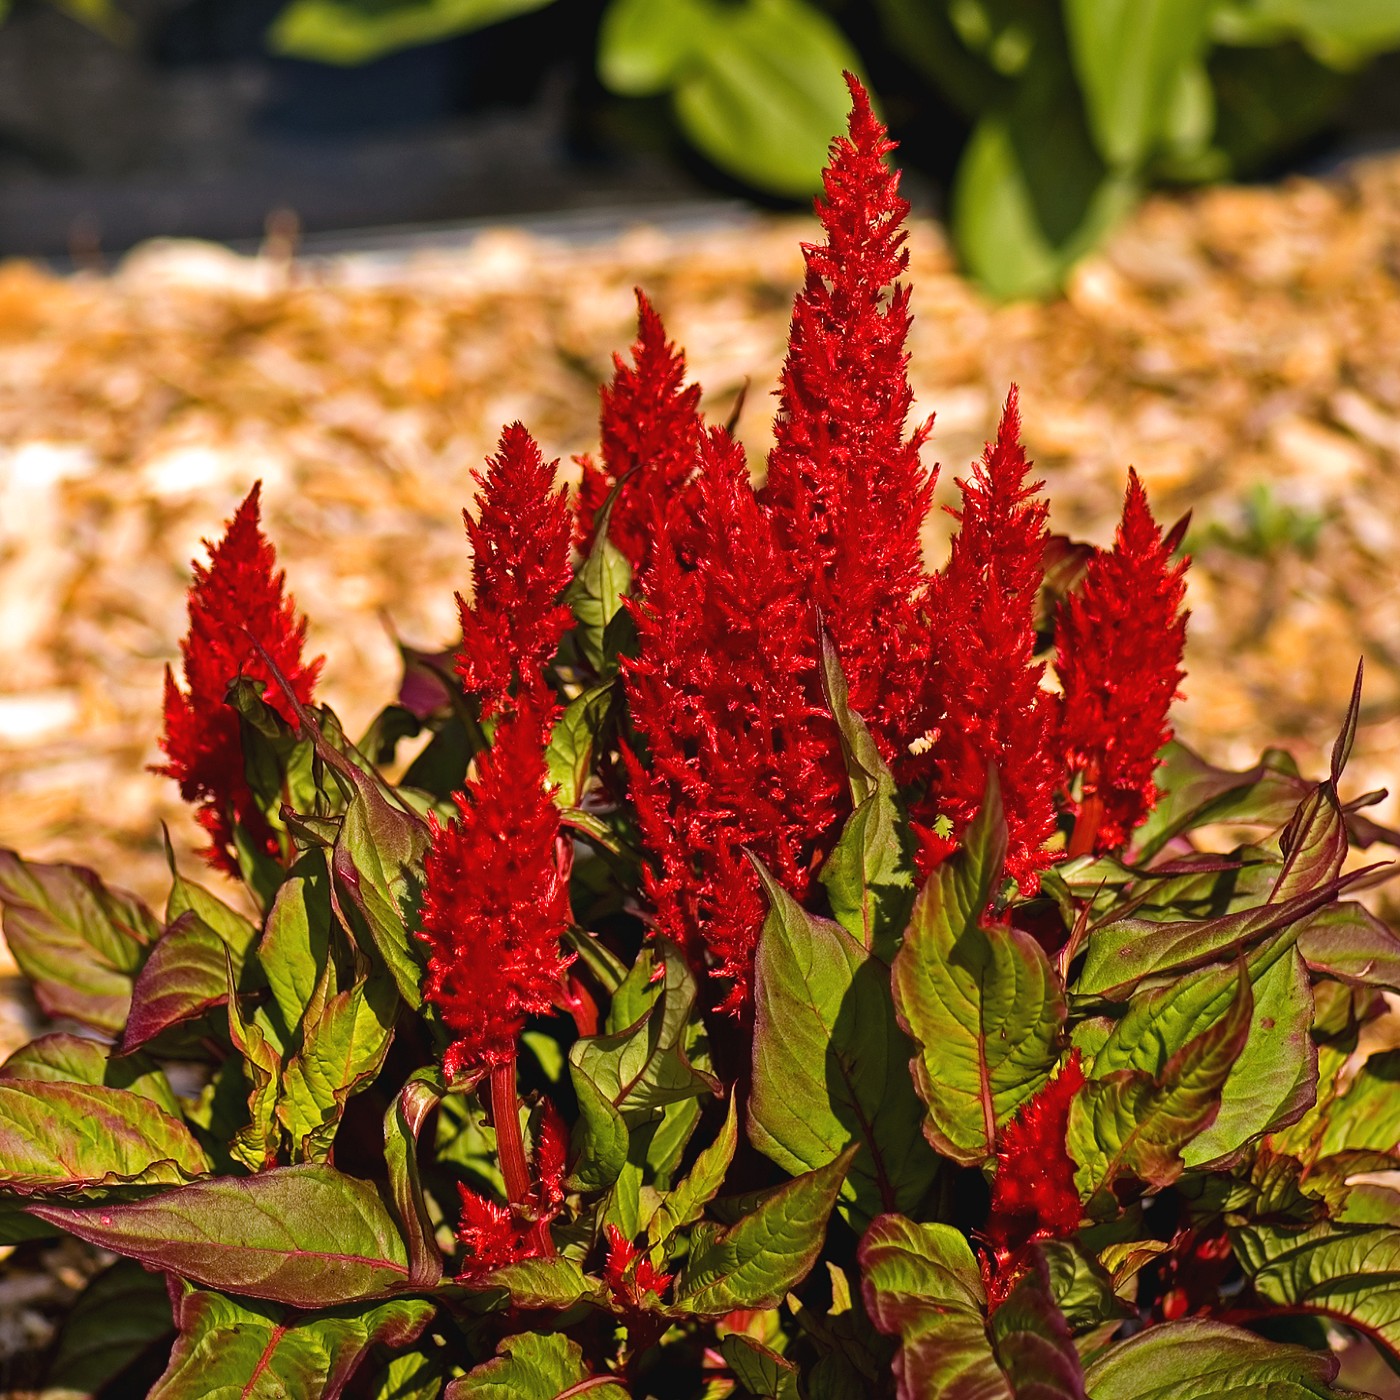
[1057, 469, 1189, 856]
[418, 701, 571, 1081]
[605, 1224, 675, 1309]
[623, 426, 847, 1010]
[762, 73, 937, 760]
[456, 422, 572, 714]
[915, 389, 1058, 890]
[157, 483, 322, 875]
[984, 1050, 1086, 1306]
[576, 290, 704, 574]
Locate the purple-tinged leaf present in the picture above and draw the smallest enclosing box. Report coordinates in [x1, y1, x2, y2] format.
[1299, 902, 1400, 990]
[224, 948, 283, 1172]
[121, 913, 230, 1054]
[2, 1030, 181, 1117]
[721, 1334, 800, 1400]
[148, 1283, 433, 1400]
[383, 1069, 445, 1291]
[1083, 1318, 1349, 1398]
[0, 1079, 208, 1194]
[988, 1250, 1086, 1399]
[672, 1148, 854, 1316]
[749, 860, 935, 1227]
[1069, 967, 1252, 1215]
[859, 1213, 1008, 1400]
[446, 1332, 628, 1400]
[891, 777, 1065, 1165]
[28, 1164, 414, 1307]
[0, 850, 156, 1036]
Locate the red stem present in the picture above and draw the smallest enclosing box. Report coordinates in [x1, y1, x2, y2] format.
[1068, 788, 1103, 860]
[489, 1057, 555, 1257]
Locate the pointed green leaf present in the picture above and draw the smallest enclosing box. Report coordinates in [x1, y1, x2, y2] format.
[164, 850, 258, 958]
[29, 1164, 414, 1307]
[148, 1285, 433, 1400]
[1069, 968, 1252, 1212]
[476, 1256, 602, 1311]
[859, 1214, 1009, 1398]
[224, 948, 283, 1171]
[891, 780, 1065, 1165]
[43, 1259, 174, 1400]
[446, 1331, 627, 1400]
[645, 1095, 738, 1248]
[545, 683, 612, 810]
[750, 862, 935, 1226]
[1082, 1317, 1352, 1399]
[0, 850, 155, 1036]
[120, 913, 230, 1054]
[0, 1077, 208, 1195]
[818, 634, 915, 961]
[565, 516, 632, 676]
[384, 1069, 446, 1291]
[672, 1148, 853, 1316]
[722, 1334, 800, 1400]
[258, 851, 333, 1044]
[278, 977, 396, 1162]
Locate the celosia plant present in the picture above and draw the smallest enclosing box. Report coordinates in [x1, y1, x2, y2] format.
[4, 78, 1400, 1400]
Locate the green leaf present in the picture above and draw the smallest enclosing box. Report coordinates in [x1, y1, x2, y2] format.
[269, 0, 554, 65]
[1316, 1050, 1400, 1158]
[332, 774, 430, 1010]
[0, 1030, 180, 1117]
[1038, 1240, 1131, 1333]
[644, 1094, 738, 1248]
[148, 1284, 433, 1400]
[817, 633, 915, 961]
[224, 948, 284, 1171]
[1063, 0, 1214, 169]
[722, 1334, 800, 1400]
[598, 0, 707, 94]
[29, 1164, 414, 1307]
[1069, 967, 1252, 1213]
[383, 1069, 445, 1290]
[1298, 901, 1400, 989]
[0, 1078, 209, 1194]
[1088, 937, 1316, 1170]
[446, 1331, 627, 1400]
[749, 862, 936, 1227]
[278, 977, 396, 1161]
[258, 851, 333, 1045]
[475, 1256, 601, 1311]
[43, 1259, 173, 1399]
[1082, 1316, 1354, 1398]
[367, 1347, 450, 1400]
[565, 508, 632, 676]
[672, 1148, 853, 1316]
[890, 778, 1065, 1165]
[670, 0, 862, 199]
[545, 683, 612, 810]
[568, 940, 718, 1191]
[164, 852, 258, 959]
[859, 1214, 1007, 1397]
[120, 913, 231, 1054]
[0, 849, 155, 1036]
[951, 67, 1137, 299]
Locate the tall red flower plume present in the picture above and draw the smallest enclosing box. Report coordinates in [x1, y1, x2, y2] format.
[762, 74, 937, 760]
[576, 290, 704, 575]
[456, 1102, 567, 1278]
[623, 427, 847, 1010]
[456, 422, 573, 714]
[1057, 469, 1189, 856]
[418, 702, 571, 1081]
[157, 483, 322, 876]
[985, 1051, 1086, 1305]
[913, 390, 1058, 891]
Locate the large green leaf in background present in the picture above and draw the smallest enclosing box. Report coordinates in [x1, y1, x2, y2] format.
[600, 0, 861, 197]
[270, 0, 555, 65]
[890, 777, 1065, 1165]
[448, 1332, 628, 1400]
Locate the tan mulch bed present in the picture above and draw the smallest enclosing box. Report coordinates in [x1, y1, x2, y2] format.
[4, 156, 1400, 1379]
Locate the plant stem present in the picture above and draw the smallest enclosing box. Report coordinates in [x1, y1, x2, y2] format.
[489, 1056, 556, 1257]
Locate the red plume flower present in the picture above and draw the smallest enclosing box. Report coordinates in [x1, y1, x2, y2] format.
[456, 1102, 567, 1278]
[157, 483, 322, 876]
[1057, 469, 1189, 856]
[576, 290, 704, 575]
[604, 1224, 675, 1309]
[762, 74, 937, 761]
[623, 426, 847, 1010]
[984, 1050, 1086, 1305]
[456, 422, 573, 714]
[418, 702, 571, 1081]
[913, 390, 1058, 890]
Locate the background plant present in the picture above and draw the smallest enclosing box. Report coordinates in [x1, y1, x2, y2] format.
[4, 78, 1400, 1398]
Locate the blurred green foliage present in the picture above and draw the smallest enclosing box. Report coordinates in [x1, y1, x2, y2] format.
[25, 0, 1400, 297]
